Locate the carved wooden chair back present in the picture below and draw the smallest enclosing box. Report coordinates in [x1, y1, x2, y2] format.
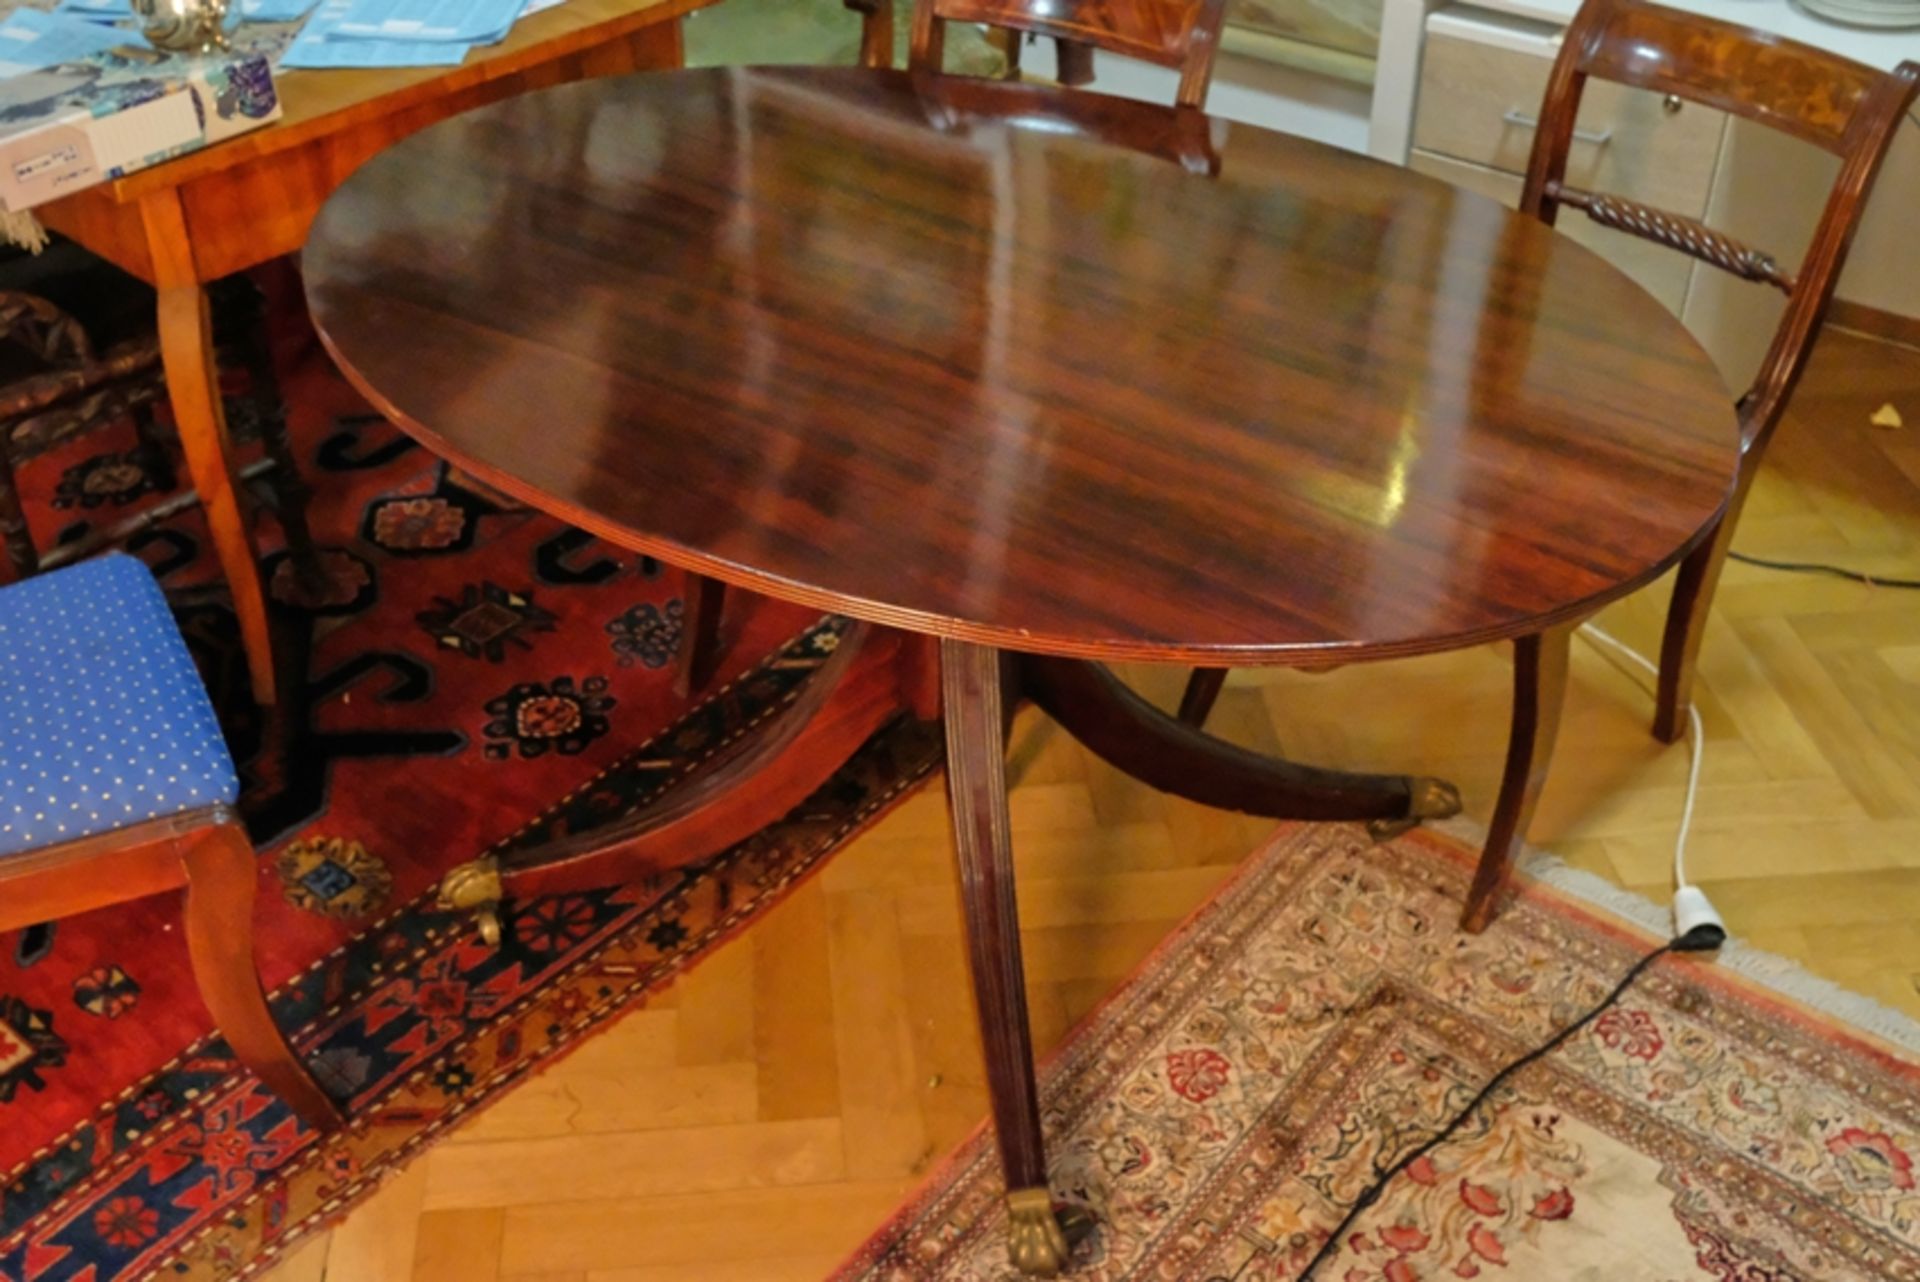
[908, 0, 1230, 109]
[1520, 0, 1919, 453]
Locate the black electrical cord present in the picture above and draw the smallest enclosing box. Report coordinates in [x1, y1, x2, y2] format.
[1727, 550, 1920, 590]
[1294, 923, 1726, 1281]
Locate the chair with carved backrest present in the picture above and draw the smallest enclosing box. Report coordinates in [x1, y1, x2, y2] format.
[909, 0, 1230, 108]
[1179, 0, 1919, 854]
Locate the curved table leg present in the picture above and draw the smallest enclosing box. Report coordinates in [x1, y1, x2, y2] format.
[1020, 656, 1459, 827]
[439, 621, 920, 938]
[942, 639, 1069, 1277]
[1461, 623, 1573, 933]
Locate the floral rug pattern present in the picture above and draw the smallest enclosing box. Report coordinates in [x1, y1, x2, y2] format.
[832, 824, 1920, 1281]
[0, 330, 944, 1281]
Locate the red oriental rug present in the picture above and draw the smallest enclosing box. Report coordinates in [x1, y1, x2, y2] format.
[0, 331, 941, 1281]
[832, 823, 1920, 1282]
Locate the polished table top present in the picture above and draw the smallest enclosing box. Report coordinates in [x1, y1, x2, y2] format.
[305, 67, 1740, 665]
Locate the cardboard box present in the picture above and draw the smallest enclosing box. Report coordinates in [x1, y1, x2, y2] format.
[0, 40, 280, 211]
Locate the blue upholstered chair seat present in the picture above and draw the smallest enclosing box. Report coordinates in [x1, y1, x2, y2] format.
[0, 554, 238, 859]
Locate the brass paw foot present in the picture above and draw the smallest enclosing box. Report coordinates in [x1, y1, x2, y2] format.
[1006, 1187, 1070, 1277]
[438, 855, 504, 947]
[1366, 776, 1463, 843]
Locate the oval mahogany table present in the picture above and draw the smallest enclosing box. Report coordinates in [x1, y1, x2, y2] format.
[304, 66, 1739, 1276]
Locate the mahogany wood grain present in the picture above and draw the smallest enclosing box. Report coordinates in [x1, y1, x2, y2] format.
[1520, 0, 1920, 743]
[306, 66, 1738, 672]
[0, 809, 342, 1130]
[939, 639, 1055, 1247]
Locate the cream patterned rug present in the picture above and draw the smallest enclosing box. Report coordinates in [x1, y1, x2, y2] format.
[831, 823, 1920, 1280]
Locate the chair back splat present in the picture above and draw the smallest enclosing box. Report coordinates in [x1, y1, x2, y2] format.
[1518, 0, 1920, 454]
[909, 0, 1230, 109]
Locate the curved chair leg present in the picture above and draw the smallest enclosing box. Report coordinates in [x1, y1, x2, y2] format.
[1177, 667, 1227, 727]
[181, 820, 343, 1131]
[1654, 507, 1738, 745]
[675, 572, 729, 700]
[1461, 623, 1572, 933]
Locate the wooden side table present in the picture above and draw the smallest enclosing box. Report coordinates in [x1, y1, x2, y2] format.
[33, 0, 707, 703]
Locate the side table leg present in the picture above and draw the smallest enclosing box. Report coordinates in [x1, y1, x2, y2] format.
[940, 639, 1067, 1278]
[142, 191, 276, 705]
[1461, 623, 1573, 933]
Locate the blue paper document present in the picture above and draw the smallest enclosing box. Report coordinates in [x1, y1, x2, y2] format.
[0, 8, 134, 76]
[50, 0, 129, 16]
[328, 0, 525, 42]
[280, 0, 474, 67]
[242, 0, 323, 20]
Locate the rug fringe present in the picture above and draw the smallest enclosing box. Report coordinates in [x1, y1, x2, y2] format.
[1431, 817, 1920, 1057]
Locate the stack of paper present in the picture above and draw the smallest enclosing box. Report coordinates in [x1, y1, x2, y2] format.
[282, 0, 557, 68]
[0, 8, 133, 74]
[49, 0, 138, 18]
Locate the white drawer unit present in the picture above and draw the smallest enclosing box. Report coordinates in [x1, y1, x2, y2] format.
[1411, 17, 1725, 218]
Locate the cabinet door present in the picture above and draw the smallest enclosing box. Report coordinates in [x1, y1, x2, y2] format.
[1409, 149, 1695, 315]
[1412, 28, 1724, 219]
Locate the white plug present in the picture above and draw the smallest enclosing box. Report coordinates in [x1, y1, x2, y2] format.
[1577, 624, 1727, 951]
[1671, 885, 1727, 949]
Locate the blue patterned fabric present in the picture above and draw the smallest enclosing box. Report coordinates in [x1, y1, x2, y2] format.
[0, 554, 237, 858]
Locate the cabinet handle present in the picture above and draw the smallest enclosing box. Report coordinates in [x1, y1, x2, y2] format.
[1502, 109, 1614, 146]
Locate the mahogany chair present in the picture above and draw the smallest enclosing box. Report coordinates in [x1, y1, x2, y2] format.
[908, 0, 1230, 108]
[1182, 0, 1918, 809]
[0, 554, 342, 1130]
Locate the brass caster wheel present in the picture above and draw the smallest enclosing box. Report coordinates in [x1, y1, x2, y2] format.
[438, 856, 506, 948]
[1006, 1187, 1070, 1277]
[1366, 776, 1462, 843]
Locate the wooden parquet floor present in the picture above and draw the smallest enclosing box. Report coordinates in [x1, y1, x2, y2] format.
[267, 327, 1919, 1282]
